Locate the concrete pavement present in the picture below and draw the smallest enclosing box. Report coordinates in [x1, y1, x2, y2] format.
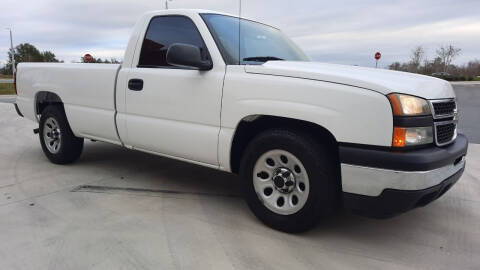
[0, 102, 479, 269]
[1, 82, 480, 269]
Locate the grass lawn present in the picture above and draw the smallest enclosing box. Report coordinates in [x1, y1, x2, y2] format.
[0, 83, 15, 95]
[0, 74, 13, 79]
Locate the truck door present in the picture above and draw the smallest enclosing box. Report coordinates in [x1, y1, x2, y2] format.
[123, 15, 225, 166]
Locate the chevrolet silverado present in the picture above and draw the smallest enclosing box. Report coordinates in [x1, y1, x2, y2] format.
[14, 9, 468, 232]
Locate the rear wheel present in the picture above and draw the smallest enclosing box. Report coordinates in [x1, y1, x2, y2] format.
[39, 105, 83, 164]
[240, 129, 338, 233]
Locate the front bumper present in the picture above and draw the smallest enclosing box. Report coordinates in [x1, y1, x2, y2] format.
[340, 134, 468, 218]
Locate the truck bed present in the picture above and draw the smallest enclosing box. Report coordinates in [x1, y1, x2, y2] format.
[16, 63, 122, 144]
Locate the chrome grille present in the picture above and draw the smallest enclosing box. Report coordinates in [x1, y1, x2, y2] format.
[429, 99, 458, 146]
[435, 122, 456, 145]
[430, 99, 456, 119]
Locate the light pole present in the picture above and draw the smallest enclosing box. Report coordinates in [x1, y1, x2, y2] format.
[165, 0, 172, 10]
[5, 28, 15, 74]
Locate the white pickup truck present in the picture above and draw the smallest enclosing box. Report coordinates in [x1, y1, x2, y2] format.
[14, 9, 468, 232]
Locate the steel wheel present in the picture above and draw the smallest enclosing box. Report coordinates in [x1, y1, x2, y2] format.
[253, 149, 310, 215]
[43, 117, 62, 154]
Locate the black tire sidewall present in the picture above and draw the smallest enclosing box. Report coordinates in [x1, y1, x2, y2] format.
[39, 105, 83, 164]
[240, 129, 337, 233]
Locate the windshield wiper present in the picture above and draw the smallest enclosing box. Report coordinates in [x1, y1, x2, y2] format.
[242, 56, 284, 62]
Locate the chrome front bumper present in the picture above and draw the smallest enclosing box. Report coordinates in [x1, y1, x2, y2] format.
[339, 133, 468, 218]
[341, 156, 465, 197]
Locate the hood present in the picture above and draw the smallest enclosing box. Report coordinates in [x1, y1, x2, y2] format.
[245, 61, 455, 99]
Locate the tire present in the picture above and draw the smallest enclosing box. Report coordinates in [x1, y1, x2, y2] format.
[240, 129, 339, 233]
[39, 105, 84, 164]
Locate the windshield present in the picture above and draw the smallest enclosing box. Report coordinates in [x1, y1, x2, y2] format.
[201, 14, 309, 65]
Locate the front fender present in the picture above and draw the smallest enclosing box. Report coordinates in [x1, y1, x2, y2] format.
[222, 67, 393, 147]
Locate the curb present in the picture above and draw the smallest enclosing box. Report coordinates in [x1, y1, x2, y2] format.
[0, 95, 16, 104]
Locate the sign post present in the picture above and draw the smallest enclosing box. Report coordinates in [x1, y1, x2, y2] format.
[84, 53, 93, 63]
[6, 28, 15, 74]
[374, 52, 381, 68]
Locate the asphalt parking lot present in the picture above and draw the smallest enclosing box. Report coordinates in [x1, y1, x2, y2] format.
[0, 84, 479, 269]
[453, 82, 480, 143]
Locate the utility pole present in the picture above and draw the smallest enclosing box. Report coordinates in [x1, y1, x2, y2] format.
[5, 28, 15, 74]
[165, 0, 172, 10]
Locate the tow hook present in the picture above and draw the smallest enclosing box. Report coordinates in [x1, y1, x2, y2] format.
[33, 128, 39, 134]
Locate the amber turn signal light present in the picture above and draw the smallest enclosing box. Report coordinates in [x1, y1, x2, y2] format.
[387, 94, 403, 116]
[392, 127, 406, 147]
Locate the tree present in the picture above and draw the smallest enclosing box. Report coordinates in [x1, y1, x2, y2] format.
[3, 43, 61, 74]
[436, 45, 461, 72]
[80, 56, 121, 64]
[388, 61, 408, 72]
[80, 56, 102, 63]
[389, 62, 402, 71]
[409, 46, 425, 72]
[466, 60, 480, 77]
[387, 45, 477, 80]
[41, 51, 60, 62]
[422, 58, 430, 74]
[422, 57, 444, 74]
[13, 43, 43, 63]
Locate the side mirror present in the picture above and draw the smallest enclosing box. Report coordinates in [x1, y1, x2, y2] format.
[166, 43, 213, 71]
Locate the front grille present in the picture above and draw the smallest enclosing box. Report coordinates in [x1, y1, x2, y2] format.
[430, 99, 458, 146]
[432, 100, 456, 118]
[435, 122, 456, 145]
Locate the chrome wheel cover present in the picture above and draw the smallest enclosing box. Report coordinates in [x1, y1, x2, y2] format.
[43, 117, 62, 154]
[253, 149, 310, 215]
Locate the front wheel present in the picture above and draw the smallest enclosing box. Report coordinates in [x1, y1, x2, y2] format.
[39, 105, 84, 164]
[240, 129, 339, 233]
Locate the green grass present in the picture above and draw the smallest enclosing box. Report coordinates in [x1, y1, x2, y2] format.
[474, 76, 480, 81]
[0, 74, 13, 79]
[0, 83, 15, 95]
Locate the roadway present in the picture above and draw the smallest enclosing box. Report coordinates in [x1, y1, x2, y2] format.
[453, 82, 480, 143]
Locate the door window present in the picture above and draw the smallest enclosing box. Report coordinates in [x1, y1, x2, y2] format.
[138, 16, 209, 68]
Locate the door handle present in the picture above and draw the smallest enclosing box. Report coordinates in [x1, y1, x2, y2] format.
[128, 79, 143, 91]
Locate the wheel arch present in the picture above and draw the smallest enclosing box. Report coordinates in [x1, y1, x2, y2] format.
[229, 115, 339, 174]
[35, 91, 64, 119]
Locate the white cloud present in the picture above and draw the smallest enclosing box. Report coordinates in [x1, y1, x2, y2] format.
[294, 18, 480, 67]
[0, 0, 478, 66]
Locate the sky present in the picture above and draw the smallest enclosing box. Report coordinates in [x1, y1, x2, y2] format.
[0, 0, 479, 68]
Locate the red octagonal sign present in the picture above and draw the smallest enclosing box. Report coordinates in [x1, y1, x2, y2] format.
[375, 52, 382, 60]
[84, 53, 93, 63]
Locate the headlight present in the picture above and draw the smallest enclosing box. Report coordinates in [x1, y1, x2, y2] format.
[387, 94, 431, 116]
[392, 126, 434, 147]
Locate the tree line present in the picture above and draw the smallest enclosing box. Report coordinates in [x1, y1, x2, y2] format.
[2, 43, 478, 80]
[1, 43, 121, 75]
[389, 44, 479, 81]
[0, 43, 61, 74]
[79, 56, 121, 64]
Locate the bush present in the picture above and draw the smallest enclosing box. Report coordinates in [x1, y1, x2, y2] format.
[435, 75, 474, 81]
